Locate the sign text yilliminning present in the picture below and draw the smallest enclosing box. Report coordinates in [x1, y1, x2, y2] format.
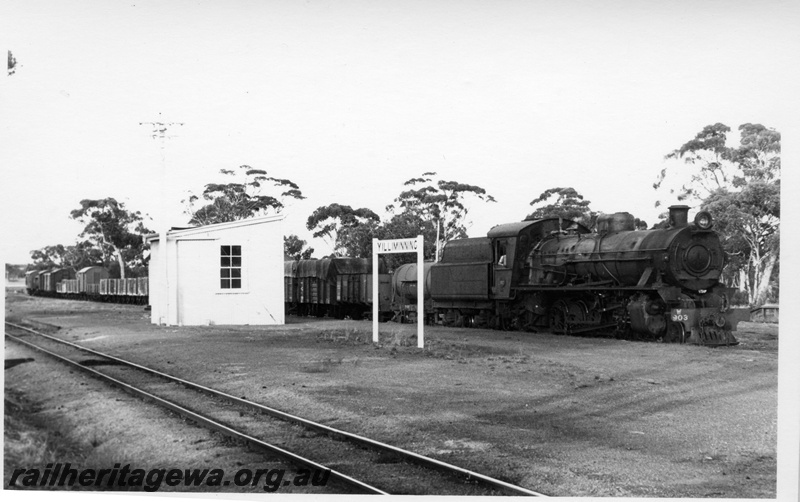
[374, 238, 418, 254]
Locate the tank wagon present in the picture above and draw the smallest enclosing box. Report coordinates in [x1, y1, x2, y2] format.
[428, 206, 741, 345]
[390, 262, 435, 324]
[284, 257, 392, 320]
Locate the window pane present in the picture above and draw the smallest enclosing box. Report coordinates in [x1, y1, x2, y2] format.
[220, 245, 242, 289]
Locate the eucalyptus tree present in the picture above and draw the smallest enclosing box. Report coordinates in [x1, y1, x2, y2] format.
[185, 165, 304, 225]
[389, 172, 496, 259]
[70, 198, 151, 279]
[284, 234, 314, 260]
[704, 181, 780, 305]
[306, 203, 381, 258]
[658, 123, 781, 304]
[526, 187, 595, 224]
[656, 123, 780, 206]
[30, 242, 102, 272]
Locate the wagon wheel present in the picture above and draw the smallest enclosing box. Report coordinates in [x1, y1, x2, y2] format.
[548, 300, 569, 335]
[425, 312, 437, 326]
[497, 311, 512, 331]
[453, 309, 466, 328]
[442, 309, 457, 327]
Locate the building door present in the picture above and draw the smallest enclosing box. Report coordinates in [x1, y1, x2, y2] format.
[176, 240, 213, 325]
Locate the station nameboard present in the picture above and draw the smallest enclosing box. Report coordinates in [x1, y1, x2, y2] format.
[373, 235, 424, 348]
[374, 238, 419, 254]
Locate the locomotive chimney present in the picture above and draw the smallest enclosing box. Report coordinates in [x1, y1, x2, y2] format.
[668, 205, 690, 228]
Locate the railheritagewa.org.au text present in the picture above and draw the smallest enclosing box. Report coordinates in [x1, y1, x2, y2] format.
[8, 463, 330, 492]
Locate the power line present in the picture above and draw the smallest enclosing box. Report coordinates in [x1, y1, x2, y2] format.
[140, 112, 185, 145]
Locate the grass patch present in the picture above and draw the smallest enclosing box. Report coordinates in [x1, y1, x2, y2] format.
[4, 392, 81, 490]
[300, 357, 344, 373]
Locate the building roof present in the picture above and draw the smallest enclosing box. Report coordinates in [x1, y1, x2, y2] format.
[145, 214, 284, 243]
[77, 266, 105, 273]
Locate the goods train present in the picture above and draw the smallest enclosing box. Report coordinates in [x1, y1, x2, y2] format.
[22, 205, 741, 345]
[286, 205, 743, 346]
[24, 266, 149, 304]
[284, 257, 393, 320]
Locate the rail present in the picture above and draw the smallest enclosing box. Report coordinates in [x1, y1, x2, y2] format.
[5, 321, 547, 496]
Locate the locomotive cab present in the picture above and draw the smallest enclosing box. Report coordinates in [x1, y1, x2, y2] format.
[487, 218, 591, 297]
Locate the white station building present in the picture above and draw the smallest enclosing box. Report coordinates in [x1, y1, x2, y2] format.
[146, 215, 285, 326]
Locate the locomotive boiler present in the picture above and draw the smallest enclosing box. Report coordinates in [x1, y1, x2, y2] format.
[429, 205, 741, 346]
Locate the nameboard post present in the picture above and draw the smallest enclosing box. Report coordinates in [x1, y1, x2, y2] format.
[373, 235, 424, 348]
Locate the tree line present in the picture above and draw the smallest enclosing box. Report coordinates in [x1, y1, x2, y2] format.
[26, 123, 779, 306]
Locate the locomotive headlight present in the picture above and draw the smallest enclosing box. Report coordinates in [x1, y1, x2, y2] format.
[694, 211, 713, 230]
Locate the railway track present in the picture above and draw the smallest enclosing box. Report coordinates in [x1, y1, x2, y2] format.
[5, 320, 547, 496]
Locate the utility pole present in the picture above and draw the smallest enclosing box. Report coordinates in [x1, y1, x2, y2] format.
[140, 113, 184, 326]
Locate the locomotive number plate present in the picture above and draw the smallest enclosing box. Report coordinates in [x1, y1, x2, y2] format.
[670, 308, 697, 325]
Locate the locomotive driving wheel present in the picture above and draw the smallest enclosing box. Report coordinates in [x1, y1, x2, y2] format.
[548, 300, 569, 335]
[565, 300, 588, 324]
[663, 320, 686, 343]
[515, 310, 538, 332]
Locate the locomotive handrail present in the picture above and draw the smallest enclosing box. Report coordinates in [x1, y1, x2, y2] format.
[600, 262, 621, 285]
[544, 250, 662, 257]
[546, 256, 653, 262]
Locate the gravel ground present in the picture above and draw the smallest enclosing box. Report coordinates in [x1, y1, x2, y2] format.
[5, 291, 778, 497]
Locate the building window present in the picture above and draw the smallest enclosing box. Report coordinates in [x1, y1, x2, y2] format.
[220, 245, 242, 289]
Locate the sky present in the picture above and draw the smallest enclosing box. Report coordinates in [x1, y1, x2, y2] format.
[2, 0, 798, 265]
[3, 0, 800, 496]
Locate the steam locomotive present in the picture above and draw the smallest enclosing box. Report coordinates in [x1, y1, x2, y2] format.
[286, 205, 742, 346]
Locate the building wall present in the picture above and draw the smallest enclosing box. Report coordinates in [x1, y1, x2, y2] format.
[148, 217, 284, 326]
[149, 239, 164, 325]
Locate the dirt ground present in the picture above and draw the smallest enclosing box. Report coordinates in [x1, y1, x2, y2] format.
[5, 290, 779, 497]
